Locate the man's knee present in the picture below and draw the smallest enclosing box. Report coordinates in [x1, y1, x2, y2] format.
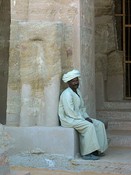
[98, 120, 108, 129]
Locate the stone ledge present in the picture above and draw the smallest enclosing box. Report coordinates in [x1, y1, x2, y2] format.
[5, 126, 80, 157]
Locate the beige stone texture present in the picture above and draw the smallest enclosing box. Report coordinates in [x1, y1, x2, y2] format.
[7, 0, 83, 126]
[0, 152, 10, 175]
[95, 72, 105, 109]
[0, 124, 14, 153]
[11, 0, 80, 72]
[107, 51, 123, 76]
[7, 22, 63, 126]
[95, 0, 113, 16]
[95, 15, 116, 54]
[28, 0, 78, 23]
[10, 147, 131, 175]
[107, 51, 124, 101]
[11, 0, 29, 21]
[80, 0, 96, 117]
[6, 126, 79, 157]
[107, 75, 124, 101]
[8, 0, 96, 126]
[95, 53, 107, 80]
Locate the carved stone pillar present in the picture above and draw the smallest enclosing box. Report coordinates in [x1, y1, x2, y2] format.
[7, 22, 62, 126]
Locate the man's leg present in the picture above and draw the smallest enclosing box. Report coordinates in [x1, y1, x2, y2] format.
[92, 119, 108, 153]
[73, 120, 100, 159]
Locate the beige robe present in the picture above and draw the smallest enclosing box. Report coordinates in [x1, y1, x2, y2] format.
[59, 87, 108, 155]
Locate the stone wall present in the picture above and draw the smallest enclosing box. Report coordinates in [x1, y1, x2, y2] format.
[7, 0, 96, 126]
[11, 0, 80, 72]
[95, 0, 124, 107]
[7, 21, 63, 126]
[7, 0, 81, 126]
[0, 0, 10, 124]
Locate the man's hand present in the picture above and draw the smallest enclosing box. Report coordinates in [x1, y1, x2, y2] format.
[85, 118, 93, 123]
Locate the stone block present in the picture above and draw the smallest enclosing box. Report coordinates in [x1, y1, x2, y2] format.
[5, 126, 79, 157]
[7, 22, 63, 127]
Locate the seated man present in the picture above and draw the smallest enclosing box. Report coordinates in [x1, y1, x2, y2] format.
[58, 69, 108, 160]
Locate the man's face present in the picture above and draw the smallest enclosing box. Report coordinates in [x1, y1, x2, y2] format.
[68, 77, 79, 91]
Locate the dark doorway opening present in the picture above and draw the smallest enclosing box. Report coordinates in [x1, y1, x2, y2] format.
[115, 0, 131, 99]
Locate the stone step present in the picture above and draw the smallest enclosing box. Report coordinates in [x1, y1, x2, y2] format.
[103, 101, 131, 110]
[10, 147, 131, 175]
[108, 130, 131, 148]
[97, 110, 131, 121]
[6, 126, 79, 157]
[108, 120, 131, 131]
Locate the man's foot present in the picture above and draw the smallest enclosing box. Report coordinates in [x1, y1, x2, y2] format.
[82, 154, 100, 160]
[92, 150, 105, 157]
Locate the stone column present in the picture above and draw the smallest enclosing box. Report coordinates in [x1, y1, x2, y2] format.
[80, 0, 96, 117]
[7, 22, 62, 127]
[19, 22, 62, 126]
[7, 0, 96, 126]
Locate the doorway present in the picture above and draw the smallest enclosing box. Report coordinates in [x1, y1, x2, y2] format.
[115, 0, 131, 99]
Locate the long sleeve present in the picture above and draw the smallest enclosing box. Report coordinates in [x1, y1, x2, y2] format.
[77, 89, 89, 119]
[60, 90, 83, 120]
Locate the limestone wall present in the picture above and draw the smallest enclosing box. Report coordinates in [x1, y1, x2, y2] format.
[95, 0, 124, 107]
[11, 0, 80, 72]
[7, 21, 63, 126]
[7, 0, 81, 126]
[0, 0, 10, 124]
[7, 0, 96, 126]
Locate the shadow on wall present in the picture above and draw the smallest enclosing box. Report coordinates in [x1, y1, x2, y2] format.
[0, 0, 11, 124]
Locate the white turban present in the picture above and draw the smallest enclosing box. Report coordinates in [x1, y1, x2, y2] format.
[62, 69, 80, 83]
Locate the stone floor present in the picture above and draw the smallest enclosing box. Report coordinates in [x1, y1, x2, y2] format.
[10, 147, 131, 175]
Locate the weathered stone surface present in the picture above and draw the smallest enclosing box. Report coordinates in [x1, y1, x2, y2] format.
[8, 0, 97, 127]
[7, 22, 63, 126]
[0, 152, 10, 175]
[6, 126, 79, 157]
[95, 0, 114, 16]
[0, 124, 13, 175]
[107, 51, 123, 76]
[0, 124, 13, 152]
[7, 0, 83, 126]
[80, 0, 96, 117]
[11, 0, 29, 21]
[12, 0, 79, 23]
[95, 15, 116, 54]
[11, 0, 80, 72]
[95, 53, 108, 80]
[28, 0, 79, 24]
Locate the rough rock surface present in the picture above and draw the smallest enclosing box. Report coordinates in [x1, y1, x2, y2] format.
[9, 147, 131, 175]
